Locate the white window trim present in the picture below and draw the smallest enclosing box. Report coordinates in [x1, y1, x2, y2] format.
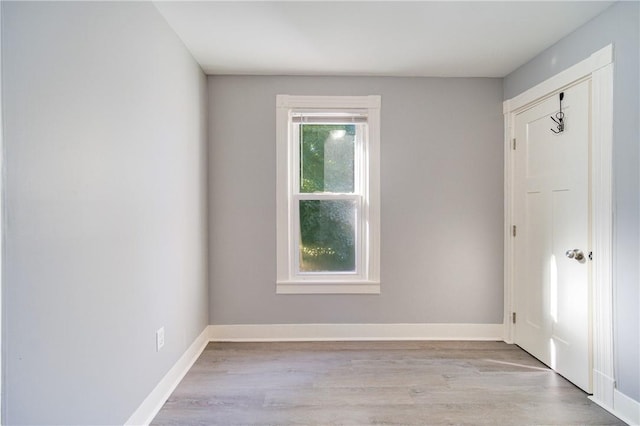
[276, 95, 381, 295]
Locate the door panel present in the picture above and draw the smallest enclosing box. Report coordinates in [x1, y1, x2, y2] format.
[525, 191, 546, 328]
[514, 79, 591, 392]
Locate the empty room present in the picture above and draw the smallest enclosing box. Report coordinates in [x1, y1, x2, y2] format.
[1, 1, 639, 425]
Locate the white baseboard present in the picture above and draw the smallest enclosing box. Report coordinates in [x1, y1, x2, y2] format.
[590, 371, 640, 426]
[613, 389, 640, 426]
[591, 368, 616, 411]
[208, 323, 504, 342]
[124, 327, 210, 426]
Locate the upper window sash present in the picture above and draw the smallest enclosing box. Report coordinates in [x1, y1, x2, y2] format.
[292, 119, 365, 197]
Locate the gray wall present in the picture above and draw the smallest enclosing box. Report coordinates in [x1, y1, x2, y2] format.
[504, 1, 640, 403]
[209, 76, 504, 325]
[2, 2, 208, 424]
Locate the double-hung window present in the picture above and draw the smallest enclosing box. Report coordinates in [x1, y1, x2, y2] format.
[276, 95, 380, 294]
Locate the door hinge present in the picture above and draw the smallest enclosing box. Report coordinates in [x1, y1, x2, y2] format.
[512, 225, 517, 237]
[512, 138, 517, 150]
[512, 312, 517, 324]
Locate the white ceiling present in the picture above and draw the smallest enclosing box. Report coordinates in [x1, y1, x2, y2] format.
[153, 1, 613, 77]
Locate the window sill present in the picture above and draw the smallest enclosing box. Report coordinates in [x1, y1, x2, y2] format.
[276, 281, 381, 295]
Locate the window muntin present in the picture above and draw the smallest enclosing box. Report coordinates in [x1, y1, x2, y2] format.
[276, 95, 380, 294]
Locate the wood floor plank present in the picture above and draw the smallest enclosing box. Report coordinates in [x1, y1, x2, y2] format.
[152, 341, 626, 425]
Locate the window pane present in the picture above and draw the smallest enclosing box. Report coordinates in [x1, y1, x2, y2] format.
[299, 199, 356, 272]
[300, 124, 355, 193]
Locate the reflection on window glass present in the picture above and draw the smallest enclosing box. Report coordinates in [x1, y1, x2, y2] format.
[300, 124, 355, 193]
[299, 199, 356, 272]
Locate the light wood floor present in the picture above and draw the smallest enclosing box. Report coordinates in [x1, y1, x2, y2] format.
[152, 341, 625, 425]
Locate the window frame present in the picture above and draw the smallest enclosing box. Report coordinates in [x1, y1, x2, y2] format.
[276, 95, 381, 294]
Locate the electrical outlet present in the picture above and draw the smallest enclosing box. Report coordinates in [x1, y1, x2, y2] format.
[156, 327, 165, 352]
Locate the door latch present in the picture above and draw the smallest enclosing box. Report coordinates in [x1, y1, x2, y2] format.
[565, 249, 585, 262]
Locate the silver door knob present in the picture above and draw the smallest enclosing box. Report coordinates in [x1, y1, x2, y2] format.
[566, 249, 584, 261]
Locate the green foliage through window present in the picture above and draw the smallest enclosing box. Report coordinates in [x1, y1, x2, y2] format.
[298, 124, 357, 272]
[300, 124, 355, 193]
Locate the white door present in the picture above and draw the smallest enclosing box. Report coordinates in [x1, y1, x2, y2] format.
[513, 78, 591, 393]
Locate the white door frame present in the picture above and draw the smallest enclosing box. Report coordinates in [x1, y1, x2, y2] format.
[503, 44, 614, 410]
[0, 2, 4, 422]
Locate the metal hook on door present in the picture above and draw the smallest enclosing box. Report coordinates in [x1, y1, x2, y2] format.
[550, 92, 565, 134]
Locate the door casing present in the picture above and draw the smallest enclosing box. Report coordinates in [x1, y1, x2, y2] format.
[503, 44, 614, 410]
